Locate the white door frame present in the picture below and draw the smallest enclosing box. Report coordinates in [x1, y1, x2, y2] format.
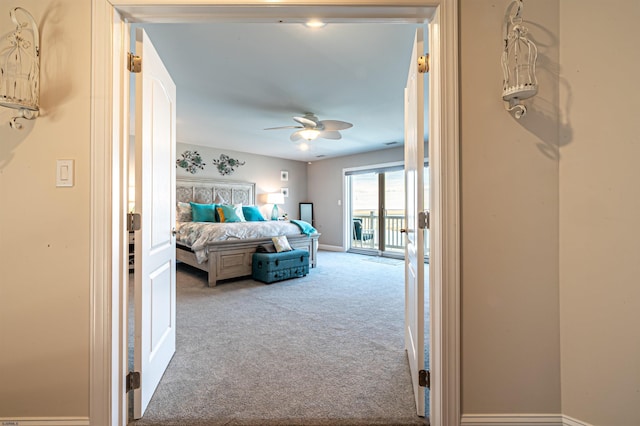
[89, 1, 460, 425]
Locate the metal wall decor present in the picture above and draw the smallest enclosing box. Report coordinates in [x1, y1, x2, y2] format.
[0, 7, 40, 129]
[212, 154, 245, 176]
[501, 0, 538, 119]
[176, 150, 205, 174]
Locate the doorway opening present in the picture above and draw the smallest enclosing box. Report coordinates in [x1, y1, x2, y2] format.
[93, 2, 461, 425]
[126, 20, 431, 422]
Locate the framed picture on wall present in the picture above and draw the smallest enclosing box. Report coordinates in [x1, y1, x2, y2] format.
[281, 187, 289, 198]
[280, 170, 289, 181]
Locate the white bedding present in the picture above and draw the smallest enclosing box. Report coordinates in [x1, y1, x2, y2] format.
[176, 221, 307, 263]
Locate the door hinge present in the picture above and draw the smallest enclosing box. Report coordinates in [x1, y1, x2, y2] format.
[127, 52, 141, 73]
[126, 371, 141, 392]
[419, 369, 430, 389]
[418, 210, 430, 230]
[418, 53, 430, 74]
[127, 213, 141, 232]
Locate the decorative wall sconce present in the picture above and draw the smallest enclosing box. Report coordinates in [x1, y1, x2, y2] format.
[0, 7, 40, 129]
[501, 0, 538, 119]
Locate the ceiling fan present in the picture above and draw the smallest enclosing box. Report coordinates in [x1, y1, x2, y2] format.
[264, 113, 353, 141]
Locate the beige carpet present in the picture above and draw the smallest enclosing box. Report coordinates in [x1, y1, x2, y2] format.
[129, 250, 429, 425]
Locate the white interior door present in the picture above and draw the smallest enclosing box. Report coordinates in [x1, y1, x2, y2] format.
[404, 28, 426, 417]
[133, 28, 177, 419]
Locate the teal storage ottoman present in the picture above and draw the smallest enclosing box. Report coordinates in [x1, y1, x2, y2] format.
[252, 249, 309, 284]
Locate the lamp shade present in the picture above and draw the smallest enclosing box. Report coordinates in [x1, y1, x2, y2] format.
[266, 192, 285, 205]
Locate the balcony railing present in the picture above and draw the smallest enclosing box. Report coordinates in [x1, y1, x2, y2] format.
[353, 213, 430, 255]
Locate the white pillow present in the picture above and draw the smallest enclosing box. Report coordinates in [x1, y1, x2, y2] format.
[176, 202, 192, 222]
[272, 235, 292, 252]
[233, 203, 246, 222]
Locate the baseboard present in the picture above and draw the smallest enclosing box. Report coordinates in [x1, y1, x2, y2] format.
[318, 244, 344, 252]
[461, 414, 593, 426]
[562, 415, 593, 426]
[0, 418, 90, 426]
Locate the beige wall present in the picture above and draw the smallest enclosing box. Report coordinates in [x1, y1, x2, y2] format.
[460, 0, 561, 414]
[0, 0, 91, 417]
[558, 1, 640, 425]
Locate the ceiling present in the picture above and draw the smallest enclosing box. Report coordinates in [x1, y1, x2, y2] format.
[135, 22, 428, 162]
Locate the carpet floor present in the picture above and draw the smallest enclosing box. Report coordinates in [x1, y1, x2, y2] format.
[129, 250, 429, 426]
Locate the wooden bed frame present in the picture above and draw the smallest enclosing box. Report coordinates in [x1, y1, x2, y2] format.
[176, 177, 319, 286]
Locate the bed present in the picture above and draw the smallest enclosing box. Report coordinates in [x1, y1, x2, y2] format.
[175, 177, 319, 286]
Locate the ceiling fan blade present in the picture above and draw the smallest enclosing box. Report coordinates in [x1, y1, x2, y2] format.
[318, 130, 342, 140]
[319, 120, 353, 131]
[264, 125, 303, 130]
[293, 116, 318, 128]
[290, 131, 304, 142]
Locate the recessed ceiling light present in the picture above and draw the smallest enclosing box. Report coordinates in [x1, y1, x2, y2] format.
[299, 143, 309, 151]
[305, 20, 326, 28]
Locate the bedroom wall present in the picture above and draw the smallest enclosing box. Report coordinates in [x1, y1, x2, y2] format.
[307, 146, 406, 248]
[0, 0, 91, 418]
[176, 143, 308, 219]
[460, 0, 561, 415]
[558, 1, 640, 424]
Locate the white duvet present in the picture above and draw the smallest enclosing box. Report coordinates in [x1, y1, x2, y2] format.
[176, 221, 306, 263]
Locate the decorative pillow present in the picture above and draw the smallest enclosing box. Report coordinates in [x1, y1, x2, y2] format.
[216, 204, 244, 223]
[272, 235, 292, 253]
[190, 202, 217, 222]
[242, 205, 266, 222]
[233, 203, 246, 222]
[214, 193, 227, 204]
[176, 202, 192, 222]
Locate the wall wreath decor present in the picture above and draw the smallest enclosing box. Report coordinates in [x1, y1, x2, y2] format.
[212, 154, 245, 176]
[176, 150, 205, 174]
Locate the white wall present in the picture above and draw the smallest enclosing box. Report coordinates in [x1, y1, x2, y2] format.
[0, 0, 91, 417]
[558, 1, 640, 425]
[177, 143, 308, 219]
[460, 0, 561, 415]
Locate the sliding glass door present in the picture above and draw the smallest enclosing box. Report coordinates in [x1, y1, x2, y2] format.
[350, 172, 379, 251]
[347, 164, 429, 259]
[383, 170, 405, 255]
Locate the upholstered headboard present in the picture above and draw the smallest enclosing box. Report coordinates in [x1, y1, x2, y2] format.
[176, 178, 255, 205]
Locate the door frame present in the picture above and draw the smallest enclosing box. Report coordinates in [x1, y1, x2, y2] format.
[89, 1, 460, 425]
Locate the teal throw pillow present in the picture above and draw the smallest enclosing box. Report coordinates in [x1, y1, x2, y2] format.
[242, 205, 266, 222]
[216, 204, 244, 223]
[190, 202, 217, 222]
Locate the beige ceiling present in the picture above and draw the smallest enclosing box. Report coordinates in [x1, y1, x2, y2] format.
[135, 22, 429, 162]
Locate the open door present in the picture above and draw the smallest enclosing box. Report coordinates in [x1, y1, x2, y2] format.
[133, 28, 177, 418]
[404, 28, 426, 417]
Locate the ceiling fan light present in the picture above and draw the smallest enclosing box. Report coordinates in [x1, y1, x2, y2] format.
[305, 20, 326, 28]
[299, 129, 320, 140]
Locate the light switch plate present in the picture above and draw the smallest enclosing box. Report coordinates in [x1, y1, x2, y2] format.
[56, 159, 74, 187]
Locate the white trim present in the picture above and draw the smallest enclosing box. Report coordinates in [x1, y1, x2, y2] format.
[461, 414, 593, 426]
[318, 244, 345, 252]
[562, 415, 594, 426]
[90, 1, 115, 425]
[0, 418, 90, 426]
[343, 159, 405, 174]
[91, 2, 460, 426]
[461, 414, 563, 425]
[427, 1, 460, 425]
